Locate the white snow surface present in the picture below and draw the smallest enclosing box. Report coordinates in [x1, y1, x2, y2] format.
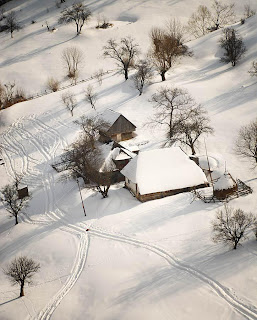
[0, 0, 257, 319]
[214, 173, 237, 191]
[121, 147, 208, 194]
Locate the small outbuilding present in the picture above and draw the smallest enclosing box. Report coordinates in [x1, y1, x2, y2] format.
[99, 109, 136, 143]
[213, 172, 238, 200]
[121, 147, 208, 202]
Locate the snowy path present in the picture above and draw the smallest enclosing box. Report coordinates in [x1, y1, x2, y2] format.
[1, 115, 257, 320]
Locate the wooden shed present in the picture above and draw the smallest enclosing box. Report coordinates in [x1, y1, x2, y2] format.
[121, 147, 208, 202]
[98, 109, 136, 143]
[213, 172, 238, 200]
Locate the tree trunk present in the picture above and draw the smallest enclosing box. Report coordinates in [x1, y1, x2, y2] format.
[20, 283, 24, 297]
[124, 68, 128, 80]
[11, 31, 13, 38]
[233, 240, 238, 249]
[76, 23, 79, 35]
[191, 143, 196, 155]
[15, 213, 18, 225]
[161, 71, 166, 81]
[79, 23, 83, 35]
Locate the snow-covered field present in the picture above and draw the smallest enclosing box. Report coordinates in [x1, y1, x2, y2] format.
[0, 0, 257, 319]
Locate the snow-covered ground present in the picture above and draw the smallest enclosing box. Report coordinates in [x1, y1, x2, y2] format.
[0, 0, 257, 319]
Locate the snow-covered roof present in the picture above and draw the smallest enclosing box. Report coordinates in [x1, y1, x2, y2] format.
[100, 109, 121, 127]
[214, 173, 237, 191]
[127, 145, 139, 152]
[119, 142, 139, 153]
[121, 147, 208, 195]
[199, 155, 218, 171]
[115, 152, 131, 161]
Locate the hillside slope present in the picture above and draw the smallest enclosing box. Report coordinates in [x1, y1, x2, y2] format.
[0, 1, 257, 320]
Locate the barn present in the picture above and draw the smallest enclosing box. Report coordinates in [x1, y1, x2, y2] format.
[121, 147, 208, 202]
[98, 109, 136, 142]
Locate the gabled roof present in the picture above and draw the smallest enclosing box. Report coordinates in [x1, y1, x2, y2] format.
[121, 147, 208, 195]
[100, 109, 121, 128]
[99, 109, 136, 134]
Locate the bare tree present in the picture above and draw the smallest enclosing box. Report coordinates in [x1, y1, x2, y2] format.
[234, 119, 257, 167]
[244, 4, 256, 19]
[3, 256, 40, 297]
[149, 86, 213, 151]
[187, 5, 212, 38]
[96, 13, 112, 29]
[61, 135, 112, 197]
[0, 81, 26, 109]
[94, 68, 105, 85]
[58, 3, 91, 35]
[61, 91, 77, 116]
[0, 182, 31, 225]
[75, 115, 110, 141]
[4, 82, 16, 103]
[149, 86, 194, 143]
[85, 85, 97, 110]
[46, 77, 60, 92]
[212, 205, 255, 249]
[5, 11, 21, 38]
[176, 105, 214, 154]
[249, 60, 257, 77]
[219, 28, 246, 67]
[62, 47, 83, 79]
[103, 37, 140, 80]
[149, 22, 190, 81]
[132, 59, 153, 95]
[211, 0, 235, 30]
[61, 135, 100, 183]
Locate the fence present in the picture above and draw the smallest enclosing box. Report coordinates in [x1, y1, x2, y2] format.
[26, 69, 117, 101]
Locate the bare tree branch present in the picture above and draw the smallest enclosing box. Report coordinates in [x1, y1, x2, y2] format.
[3, 256, 40, 297]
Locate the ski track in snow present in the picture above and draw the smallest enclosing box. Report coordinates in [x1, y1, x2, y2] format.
[0, 115, 90, 320]
[1, 115, 257, 320]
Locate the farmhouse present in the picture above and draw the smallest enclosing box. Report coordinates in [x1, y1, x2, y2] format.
[121, 147, 208, 202]
[99, 109, 136, 142]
